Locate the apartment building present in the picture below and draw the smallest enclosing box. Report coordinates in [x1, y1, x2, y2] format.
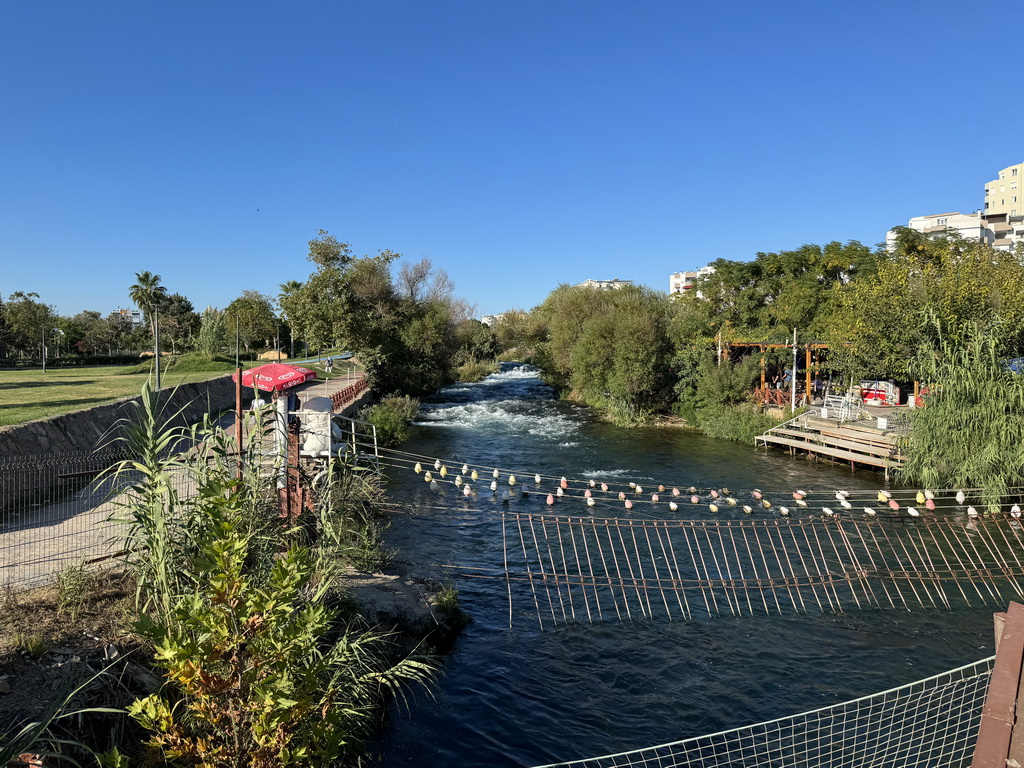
[669, 265, 716, 294]
[889, 162, 1024, 252]
[577, 278, 633, 290]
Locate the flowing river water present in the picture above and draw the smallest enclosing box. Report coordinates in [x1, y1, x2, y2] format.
[374, 364, 996, 767]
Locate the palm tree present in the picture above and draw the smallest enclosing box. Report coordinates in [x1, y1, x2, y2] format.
[129, 271, 168, 339]
[129, 271, 168, 382]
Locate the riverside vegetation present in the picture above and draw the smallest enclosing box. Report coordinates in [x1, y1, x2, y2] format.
[488, 233, 1024, 500]
[1, 385, 441, 767]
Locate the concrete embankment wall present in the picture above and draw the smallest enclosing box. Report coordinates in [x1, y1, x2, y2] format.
[0, 374, 237, 459]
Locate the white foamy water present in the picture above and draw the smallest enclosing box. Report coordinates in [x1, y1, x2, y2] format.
[417, 399, 580, 440]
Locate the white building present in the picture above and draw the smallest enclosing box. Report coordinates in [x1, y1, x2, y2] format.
[890, 162, 1024, 253]
[669, 265, 716, 294]
[112, 308, 145, 327]
[885, 210, 1024, 253]
[577, 278, 633, 290]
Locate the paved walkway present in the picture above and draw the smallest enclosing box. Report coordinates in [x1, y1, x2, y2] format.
[1, 366, 370, 589]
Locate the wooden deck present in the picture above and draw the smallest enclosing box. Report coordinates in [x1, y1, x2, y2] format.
[755, 410, 905, 474]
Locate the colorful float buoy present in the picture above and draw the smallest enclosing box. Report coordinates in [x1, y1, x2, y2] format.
[434, 459, 441, 470]
[471, 469, 479, 481]
[888, 499, 899, 510]
[669, 501, 679, 512]
[956, 490, 967, 505]
[691, 495, 700, 504]
[546, 494, 555, 506]
[709, 503, 719, 513]
[414, 462, 423, 474]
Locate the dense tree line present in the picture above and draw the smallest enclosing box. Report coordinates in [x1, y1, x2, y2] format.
[2, 231, 497, 395]
[516, 234, 1024, 437]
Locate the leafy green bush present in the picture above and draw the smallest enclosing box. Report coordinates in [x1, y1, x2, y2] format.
[129, 508, 433, 767]
[694, 402, 780, 443]
[361, 396, 419, 448]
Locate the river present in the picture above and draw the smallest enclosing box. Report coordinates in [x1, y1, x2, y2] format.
[374, 364, 996, 767]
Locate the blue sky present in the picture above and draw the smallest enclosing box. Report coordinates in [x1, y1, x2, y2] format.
[2, 1, 1021, 319]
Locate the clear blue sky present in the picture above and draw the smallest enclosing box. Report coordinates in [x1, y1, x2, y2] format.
[2, 1, 1021, 319]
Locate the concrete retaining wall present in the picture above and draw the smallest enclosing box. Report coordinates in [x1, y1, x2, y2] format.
[0, 374, 238, 459]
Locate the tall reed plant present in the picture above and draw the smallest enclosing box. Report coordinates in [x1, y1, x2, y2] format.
[900, 319, 1024, 512]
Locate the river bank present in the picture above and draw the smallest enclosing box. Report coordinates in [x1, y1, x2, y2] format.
[373, 363, 996, 767]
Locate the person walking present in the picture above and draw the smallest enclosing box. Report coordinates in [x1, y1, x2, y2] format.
[325, 356, 334, 375]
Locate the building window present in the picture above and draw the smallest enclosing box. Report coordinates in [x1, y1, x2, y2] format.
[937, 218, 947, 225]
[1012, 182, 1018, 189]
[1015, 168, 1019, 176]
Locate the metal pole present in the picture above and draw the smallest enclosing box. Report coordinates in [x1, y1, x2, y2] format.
[790, 327, 798, 413]
[154, 306, 161, 391]
[235, 319, 243, 479]
[41, 328, 46, 373]
[276, 326, 281, 362]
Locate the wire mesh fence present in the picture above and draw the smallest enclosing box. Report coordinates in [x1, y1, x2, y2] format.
[0, 451, 197, 589]
[532, 656, 995, 768]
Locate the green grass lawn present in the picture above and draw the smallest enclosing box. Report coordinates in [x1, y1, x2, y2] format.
[0, 366, 229, 428]
[0, 355, 363, 428]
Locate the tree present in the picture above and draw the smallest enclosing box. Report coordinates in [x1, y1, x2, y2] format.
[826, 235, 1024, 379]
[531, 284, 674, 423]
[197, 306, 228, 357]
[128, 271, 169, 340]
[161, 293, 200, 353]
[224, 290, 277, 354]
[278, 279, 304, 357]
[4, 291, 56, 357]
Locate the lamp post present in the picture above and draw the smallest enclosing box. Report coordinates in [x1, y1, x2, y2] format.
[41, 327, 46, 373]
[52, 328, 64, 367]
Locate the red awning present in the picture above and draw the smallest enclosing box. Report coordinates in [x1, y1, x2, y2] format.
[233, 363, 318, 392]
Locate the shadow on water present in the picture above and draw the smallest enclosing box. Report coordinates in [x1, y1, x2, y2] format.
[374, 364, 996, 768]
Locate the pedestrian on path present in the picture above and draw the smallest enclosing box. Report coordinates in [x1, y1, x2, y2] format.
[325, 356, 334, 375]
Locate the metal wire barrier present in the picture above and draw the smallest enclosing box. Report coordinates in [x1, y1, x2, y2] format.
[503, 513, 1024, 629]
[532, 656, 995, 768]
[0, 452, 198, 588]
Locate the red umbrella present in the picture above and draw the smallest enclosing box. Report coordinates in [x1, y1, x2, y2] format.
[233, 363, 318, 392]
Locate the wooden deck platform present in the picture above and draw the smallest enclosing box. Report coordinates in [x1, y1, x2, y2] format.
[755, 411, 905, 474]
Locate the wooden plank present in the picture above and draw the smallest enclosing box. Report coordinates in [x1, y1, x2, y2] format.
[972, 602, 1024, 767]
[814, 433, 903, 459]
[764, 428, 902, 459]
[756, 434, 896, 468]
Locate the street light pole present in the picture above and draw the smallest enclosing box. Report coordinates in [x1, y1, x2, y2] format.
[41, 327, 46, 373]
[154, 306, 161, 391]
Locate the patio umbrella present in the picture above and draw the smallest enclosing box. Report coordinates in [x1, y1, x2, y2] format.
[233, 363, 318, 392]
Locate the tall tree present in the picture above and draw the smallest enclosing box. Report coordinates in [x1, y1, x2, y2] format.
[4, 291, 56, 357]
[129, 271, 169, 341]
[278, 279, 304, 357]
[224, 290, 277, 354]
[161, 293, 200, 353]
[197, 307, 228, 357]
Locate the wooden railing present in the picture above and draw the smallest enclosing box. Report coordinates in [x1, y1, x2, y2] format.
[330, 377, 368, 411]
